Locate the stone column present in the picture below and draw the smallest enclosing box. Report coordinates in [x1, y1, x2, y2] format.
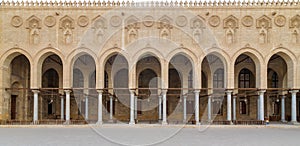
[32, 90, 39, 124]
[258, 90, 266, 121]
[257, 97, 260, 120]
[162, 89, 167, 125]
[134, 96, 137, 120]
[109, 96, 113, 122]
[208, 96, 212, 122]
[158, 95, 162, 120]
[129, 90, 135, 125]
[290, 90, 298, 123]
[226, 90, 232, 121]
[194, 90, 200, 125]
[61, 96, 64, 120]
[232, 95, 236, 121]
[65, 90, 71, 124]
[96, 90, 103, 125]
[281, 95, 286, 122]
[85, 95, 89, 121]
[183, 95, 187, 123]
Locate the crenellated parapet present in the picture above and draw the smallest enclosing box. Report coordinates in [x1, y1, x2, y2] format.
[0, 0, 300, 8]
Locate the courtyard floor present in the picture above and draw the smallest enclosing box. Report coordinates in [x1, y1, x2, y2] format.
[0, 124, 299, 146]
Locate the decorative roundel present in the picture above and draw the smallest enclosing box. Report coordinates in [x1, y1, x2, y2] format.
[242, 16, 253, 27]
[176, 15, 187, 27]
[209, 15, 220, 27]
[143, 15, 154, 27]
[11, 16, 23, 27]
[78, 15, 89, 27]
[274, 15, 286, 27]
[110, 15, 122, 27]
[44, 16, 56, 27]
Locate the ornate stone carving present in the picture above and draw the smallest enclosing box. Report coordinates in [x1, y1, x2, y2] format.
[44, 16, 56, 27]
[176, 15, 187, 27]
[274, 15, 286, 27]
[209, 15, 220, 27]
[92, 15, 107, 44]
[11, 16, 23, 27]
[190, 16, 205, 44]
[59, 15, 75, 44]
[143, 15, 154, 27]
[290, 15, 300, 43]
[125, 15, 140, 43]
[224, 15, 238, 44]
[256, 15, 272, 44]
[26, 15, 41, 44]
[77, 15, 89, 27]
[158, 15, 173, 39]
[110, 16, 122, 27]
[242, 16, 253, 27]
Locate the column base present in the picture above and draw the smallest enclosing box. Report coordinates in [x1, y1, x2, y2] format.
[96, 121, 103, 125]
[162, 121, 168, 125]
[195, 121, 201, 126]
[129, 121, 135, 125]
[33, 120, 39, 125]
[289, 121, 299, 125]
[63, 120, 70, 125]
[108, 119, 114, 123]
[281, 120, 287, 123]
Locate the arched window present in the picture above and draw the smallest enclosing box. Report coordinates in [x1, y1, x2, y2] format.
[213, 69, 224, 88]
[239, 68, 251, 88]
[271, 72, 279, 88]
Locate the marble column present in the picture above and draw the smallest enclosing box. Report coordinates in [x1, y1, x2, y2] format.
[226, 90, 232, 121]
[290, 90, 298, 123]
[208, 96, 212, 122]
[232, 95, 236, 121]
[162, 89, 168, 125]
[129, 90, 135, 125]
[134, 96, 137, 120]
[61, 96, 64, 120]
[194, 90, 200, 125]
[158, 95, 162, 120]
[109, 96, 113, 122]
[281, 95, 286, 122]
[257, 97, 260, 120]
[258, 90, 266, 121]
[32, 90, 39, 124]
[65, 90, 71, 124]
[96, 90, 103, 125]
[85, 95, 89, 121]
[183, 95, 187, 123]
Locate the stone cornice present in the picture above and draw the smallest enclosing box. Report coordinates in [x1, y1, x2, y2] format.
[0, 0, 300, 8]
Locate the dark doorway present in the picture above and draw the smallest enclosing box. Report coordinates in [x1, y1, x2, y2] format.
[11, 95, 17, 120]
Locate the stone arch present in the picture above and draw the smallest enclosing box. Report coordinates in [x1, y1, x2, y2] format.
[132, 47, 164, 67]
[232, 47, 265, 88]
[0, 48, 32, 68]
[266, 48, 297, 88]
[34, 47, 65, 88]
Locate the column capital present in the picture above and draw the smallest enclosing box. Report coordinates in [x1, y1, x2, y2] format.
[64, 89, 72, 94]
[96, 89, 103, 93]
[183, 95, 187, 98]
[289, 90, 299, 94]
[31, 89, 40, 93]
[193, 89, 200, 93]
[257, 89, 266, 94]
[129, 89, 136, 94]
[161, 89, 167, 95]
[281, 95, 286, 98]
[225, 89, 233, 94]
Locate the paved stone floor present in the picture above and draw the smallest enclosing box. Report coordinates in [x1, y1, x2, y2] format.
[0, 125, 299, 146]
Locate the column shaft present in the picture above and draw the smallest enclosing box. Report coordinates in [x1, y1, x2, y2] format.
[85, 96, 89, 120]
[208, 96, 211, 122]
[129, 90, 135, 125]
[183, 95, 187, 122]
[290, 90, 298, 123]
[109, 96, 113, 121]
[65, 90, 71, 123]
[61, 96, 64, 120]
[162, 90, 167, 125]
[33, 90, 39, 124]
[226, 90, 232, 121]
[194, 90, 200, 125]
[97, 90, 103, 124]
[281, 96, 285, 122]
[233, 96, 236, 121]
[259, 90, 265, 121]
[158, 95, 162, 120]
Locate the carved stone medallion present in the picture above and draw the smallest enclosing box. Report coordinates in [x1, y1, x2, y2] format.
[110, 16, 122, 27]
[143, 15, 154, 27]
[78, 15, 89, 27]
[176, 15, 187, 27]
[274, 15, 286, 27]
[242, 16, 253, 27]
[209, 15, 220, 27]
[44, 16, 56, 27]
[11, 16, 23, 27]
